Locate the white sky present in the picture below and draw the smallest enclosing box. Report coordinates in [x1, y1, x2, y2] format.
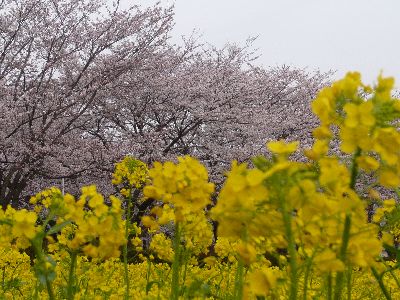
[119, 0, 400, 86]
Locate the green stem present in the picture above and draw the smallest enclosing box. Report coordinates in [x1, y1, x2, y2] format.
[233, 259, 245, 300]
[170, 222, 182, 300]
[371, 267, 392, 300]
[302, 257, 313, 300]
[327, 273, 333, 300]
[282, 206, 298, 300]
[2, 266, 5, 292]
[334, 148, 360, 300]
[123, 198, 132, 300]
[46, 278, 55, 300]
[334, 214, 351, 300]
[346, 266, 352, 300]
[33, 281, 39, 300]
[389, 268, 400, 289]
[67, 251, 77, 300]
[32, 238, 55, 300]
[350, 148, 361, 190]
[225, 264, 232, 298]
[182, 250, 189, 289]
[145, 258, 152, 294]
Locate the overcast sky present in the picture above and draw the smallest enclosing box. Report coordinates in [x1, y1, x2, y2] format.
[120, 0, 400, 86]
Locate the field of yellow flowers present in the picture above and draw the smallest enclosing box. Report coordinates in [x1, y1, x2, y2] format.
[1, 72, 400, 299]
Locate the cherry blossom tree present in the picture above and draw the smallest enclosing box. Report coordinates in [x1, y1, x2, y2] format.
[0, 0, 173, 208]
[97, 41, 331, 184]
[0, 0, 331, 208]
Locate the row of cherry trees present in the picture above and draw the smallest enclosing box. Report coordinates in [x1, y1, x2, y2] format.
[0, 0, 331, 208]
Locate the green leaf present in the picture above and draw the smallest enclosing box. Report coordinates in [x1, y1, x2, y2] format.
[146, 281, 160, 294]
[46, 220, 72, 235]
[252, 155, 271, 171]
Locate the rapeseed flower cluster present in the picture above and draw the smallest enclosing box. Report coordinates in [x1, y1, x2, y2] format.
[142, 156, 214, 254]
[210, 72, 400, 299]
[30, 186, 126, 259]
[143, 156, 215, 214]
[112, 156, 149, 197]
[0, 206, 37, 249]
[64, 186, 125, 259]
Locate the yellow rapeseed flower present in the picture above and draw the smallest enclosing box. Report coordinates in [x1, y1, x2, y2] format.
[236, 242, 257, 266]
[247, 267, 279, 297]
[267, 140, 299, 156]
[375, 74, 395, 102]
[343, 101, 375, 128]
[12, 210, 37, 240]
[379, 169, 400, 188]
[373, 127, 400, 165]
[356, 155, 380, 172]
[314, 249, 345, 273]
